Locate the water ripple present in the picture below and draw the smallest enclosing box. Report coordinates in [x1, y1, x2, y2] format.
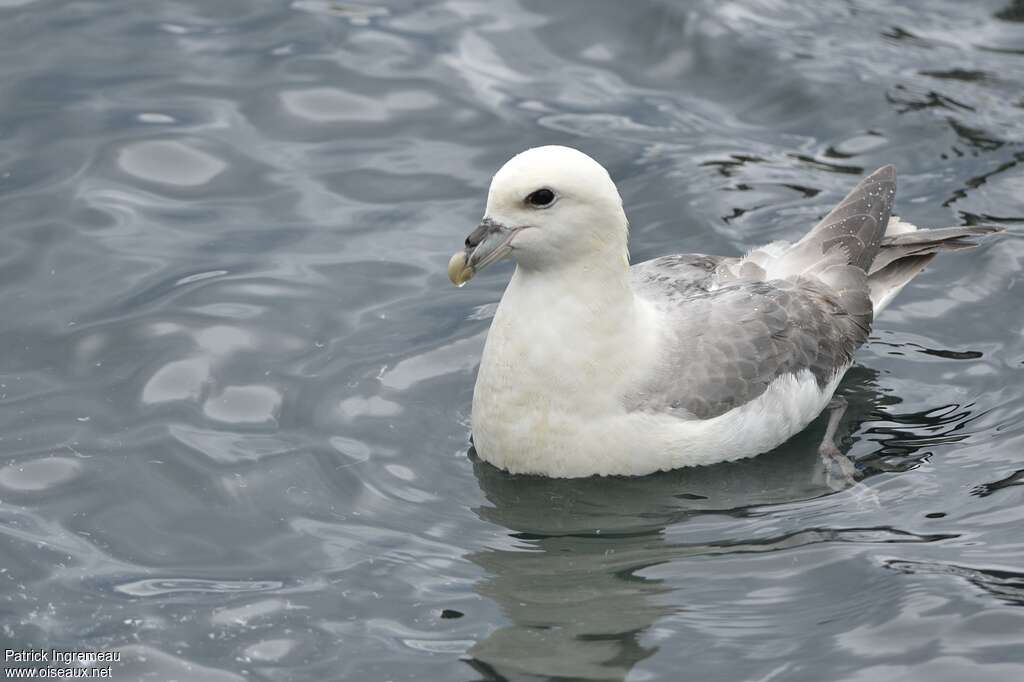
[0, 0, 1021, 680]
[113, 577, 285, 598]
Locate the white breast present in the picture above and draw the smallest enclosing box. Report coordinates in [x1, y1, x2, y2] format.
[471, 267, 844, 477]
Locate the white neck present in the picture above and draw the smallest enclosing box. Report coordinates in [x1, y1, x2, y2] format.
[470, 240, 663, 474]
[474, 239, 654, 418]
[510, 240, 634, 321]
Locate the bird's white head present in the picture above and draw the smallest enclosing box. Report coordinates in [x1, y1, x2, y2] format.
[448, 146, 628, 285]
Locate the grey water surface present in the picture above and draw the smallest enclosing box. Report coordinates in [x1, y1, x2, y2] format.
[1, 1, 1023, 680]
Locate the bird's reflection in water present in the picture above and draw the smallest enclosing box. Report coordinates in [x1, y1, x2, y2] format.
[462, 365, 972, 681]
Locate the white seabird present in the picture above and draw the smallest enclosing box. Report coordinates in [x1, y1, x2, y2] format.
[448, 145, 1001, 478]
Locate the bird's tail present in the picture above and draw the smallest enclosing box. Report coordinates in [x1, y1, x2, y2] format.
[721, 166, 898, 334]
[867, 219, 1004, 313]
[719, 164, 1002, 316]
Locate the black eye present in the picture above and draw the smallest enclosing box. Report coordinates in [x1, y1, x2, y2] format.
[526, 188, 555, 207]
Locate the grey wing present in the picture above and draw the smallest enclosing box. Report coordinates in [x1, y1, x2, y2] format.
[631, 254, 729, 298]
[625, 167, 896, 420]
[629, 262, 870, 419]
[787, 164, 896, 272]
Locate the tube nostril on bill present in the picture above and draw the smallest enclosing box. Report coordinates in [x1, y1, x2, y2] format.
[465, 220, 496, 249]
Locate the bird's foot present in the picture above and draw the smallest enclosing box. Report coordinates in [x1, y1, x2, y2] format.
[817, 396, 867, 492]
[820, 442, 860, 489]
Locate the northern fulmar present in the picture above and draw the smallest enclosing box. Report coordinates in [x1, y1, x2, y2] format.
[447, 146, 1001, 478]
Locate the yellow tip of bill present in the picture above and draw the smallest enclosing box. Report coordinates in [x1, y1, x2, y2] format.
[447, 251, 475, 287]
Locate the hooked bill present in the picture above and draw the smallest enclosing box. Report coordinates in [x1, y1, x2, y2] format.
[447, 251, 474, 287]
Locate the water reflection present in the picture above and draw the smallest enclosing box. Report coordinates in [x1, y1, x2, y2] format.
[461, 362, 986, 680]
[0, 0, 1020, 678]
[464, 366, 863, 679]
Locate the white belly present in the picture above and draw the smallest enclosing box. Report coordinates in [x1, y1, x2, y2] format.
[472, 367, 845, 478]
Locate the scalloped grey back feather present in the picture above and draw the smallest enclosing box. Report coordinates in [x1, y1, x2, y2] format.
[626, 166, 1001, 420]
